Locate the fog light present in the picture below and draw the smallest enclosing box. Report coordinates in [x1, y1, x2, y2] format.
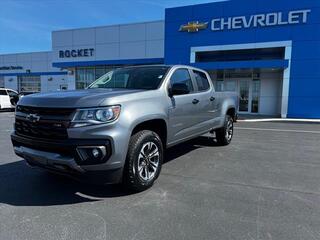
[76, 146, 108, 165]
[92, 148, 100, 158]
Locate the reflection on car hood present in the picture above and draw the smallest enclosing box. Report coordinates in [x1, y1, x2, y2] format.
[18, 88, 144, 108]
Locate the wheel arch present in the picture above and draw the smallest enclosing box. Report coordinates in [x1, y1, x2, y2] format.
[226, 107, 237, 121]
[131, 118, 168, 148]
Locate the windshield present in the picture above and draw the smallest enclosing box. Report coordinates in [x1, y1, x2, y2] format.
[88, 66, 170, 90]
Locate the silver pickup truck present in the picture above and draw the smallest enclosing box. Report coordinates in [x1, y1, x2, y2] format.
[11, 65, 238, 191]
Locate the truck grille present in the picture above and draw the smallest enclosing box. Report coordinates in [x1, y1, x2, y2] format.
[16, 105, 74, 117]
[15, 106, 75, 140]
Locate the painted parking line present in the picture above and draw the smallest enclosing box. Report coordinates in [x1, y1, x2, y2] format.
[236, 127, 320, 134]
[75, 192, 104, 201]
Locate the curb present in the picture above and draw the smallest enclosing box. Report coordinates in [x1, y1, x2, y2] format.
[237, 118, 320, 123]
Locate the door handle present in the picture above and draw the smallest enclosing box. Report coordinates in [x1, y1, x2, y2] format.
[192, 99, 200, 104]
[210, 97, 215, 101]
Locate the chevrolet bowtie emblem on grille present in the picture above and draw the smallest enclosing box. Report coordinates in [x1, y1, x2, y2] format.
[179, 21, 208, 32]
[26, 113, 41, 123]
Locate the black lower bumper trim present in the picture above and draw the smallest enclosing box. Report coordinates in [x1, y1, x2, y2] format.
[11, 133, 112, 165]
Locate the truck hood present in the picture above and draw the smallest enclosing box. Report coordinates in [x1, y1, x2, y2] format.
[18, 88, 144, 108]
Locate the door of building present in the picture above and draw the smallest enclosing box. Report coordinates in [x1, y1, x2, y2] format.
[238, 79, 261, 114]
[211, 70, 261, 114]
[239, 79, 250, 113]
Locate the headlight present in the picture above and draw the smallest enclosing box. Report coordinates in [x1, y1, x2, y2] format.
[71, 105, 121, 128]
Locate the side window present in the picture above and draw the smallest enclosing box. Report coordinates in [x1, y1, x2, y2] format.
[193, 70, 210, 91]
[0, 90, 8, 96]
[170, 69, 194, 93]
[7, 90, 18, 97]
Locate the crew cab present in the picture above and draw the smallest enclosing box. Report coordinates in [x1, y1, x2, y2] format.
[11, 65, 238, 191]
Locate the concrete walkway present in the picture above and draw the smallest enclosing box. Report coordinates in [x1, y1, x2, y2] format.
[238, 114, 320, 123]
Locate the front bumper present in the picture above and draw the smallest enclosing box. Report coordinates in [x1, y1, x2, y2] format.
[11, 133, 123, 184]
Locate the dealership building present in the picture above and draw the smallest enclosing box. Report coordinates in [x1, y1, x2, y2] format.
[0, 0, 319, 118]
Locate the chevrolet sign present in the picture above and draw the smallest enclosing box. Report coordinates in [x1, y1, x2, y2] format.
[211, 9, 311, 31]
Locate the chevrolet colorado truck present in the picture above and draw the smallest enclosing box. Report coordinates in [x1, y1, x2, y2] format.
[11, 65, 238, 191]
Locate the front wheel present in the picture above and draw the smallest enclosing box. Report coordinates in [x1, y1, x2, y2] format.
[123, 130, 163, 192]
[215, 115, 234, 146]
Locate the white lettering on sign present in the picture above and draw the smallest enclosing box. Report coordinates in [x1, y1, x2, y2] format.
[211, 9, 311, 31]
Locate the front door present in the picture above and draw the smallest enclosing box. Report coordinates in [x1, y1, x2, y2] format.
[167, 68, 199, 144]
[239, 79, 251, 113]
[238, 79, 261, 114]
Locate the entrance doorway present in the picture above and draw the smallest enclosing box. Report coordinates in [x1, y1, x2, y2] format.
[209, 69, 262, 114]
[238, 79, 261, 113]
[239, 79, 250, 112]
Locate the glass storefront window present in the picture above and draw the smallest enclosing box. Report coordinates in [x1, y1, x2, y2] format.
[224, 80, 236, 92]
[215, 80, 224, 92]
[76, 66, 117, 89]
[217, 70, 224, 80]
[95, 67, 107, 79]
[76, 67, 95, 89]
[195, 47, 285, 62]
[18, 76, 41, 92]
[0, 77, 4, 88]
[251, 79, 261, 113]
[86, 68, 95, 84]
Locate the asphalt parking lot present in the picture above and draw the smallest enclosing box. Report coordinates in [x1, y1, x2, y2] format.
[0, 112, 320, 240]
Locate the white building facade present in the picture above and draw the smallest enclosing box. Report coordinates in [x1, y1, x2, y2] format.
[0, 51, 68, 92]
[51, 20, 164, 90]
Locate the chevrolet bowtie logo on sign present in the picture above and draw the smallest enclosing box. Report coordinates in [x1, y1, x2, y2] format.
[179, 21, 208, 32]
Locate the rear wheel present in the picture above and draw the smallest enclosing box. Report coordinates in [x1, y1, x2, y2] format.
[215, 115, 234, 146]
[123, 130, 163, 192]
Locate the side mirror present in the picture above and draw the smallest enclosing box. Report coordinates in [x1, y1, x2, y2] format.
[169, 83, 190, 97]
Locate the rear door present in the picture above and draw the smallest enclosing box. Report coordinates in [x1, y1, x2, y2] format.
[0, 89, 11, 109]
[191, 70, 221, 130]
[167, 68, 199, 143]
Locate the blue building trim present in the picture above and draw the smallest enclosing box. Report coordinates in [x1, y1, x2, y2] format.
[0, 71, 68, 77]
[52, 58, 164, 68]
[191, 60, 289, 70]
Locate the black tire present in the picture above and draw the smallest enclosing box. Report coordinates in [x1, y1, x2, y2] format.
[123, 130, 163, 192]
[215, 115, 234, 146]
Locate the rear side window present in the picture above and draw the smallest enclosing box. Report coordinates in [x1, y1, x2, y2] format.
[193, 70, 210, 91]
[0, 90, 7, 95]
[170, 69, 194, 93]
[7, 90, 17, 97]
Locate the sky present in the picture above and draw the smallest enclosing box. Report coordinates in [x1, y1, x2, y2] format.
[0, 0, 223, 55]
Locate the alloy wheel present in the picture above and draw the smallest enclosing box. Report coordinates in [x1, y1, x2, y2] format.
[137, 142, 160, 181]
[225, 119, 234, 142]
